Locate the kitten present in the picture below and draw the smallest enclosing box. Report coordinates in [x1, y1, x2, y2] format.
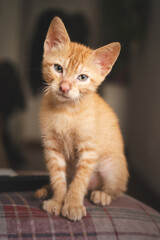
[35, 17, 129, 221]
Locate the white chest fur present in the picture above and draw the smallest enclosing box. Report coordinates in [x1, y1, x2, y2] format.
[51, 110, 77, 161]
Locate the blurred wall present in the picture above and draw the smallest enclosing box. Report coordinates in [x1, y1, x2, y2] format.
[0, 0, 21, 65]
[129, 0, 160, 199]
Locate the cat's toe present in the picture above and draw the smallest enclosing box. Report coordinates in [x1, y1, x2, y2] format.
[62, 203, 86, 221]
[42, 199, 62, 216]
[35, 188, 48, 199]
[90, 190, 111, 206]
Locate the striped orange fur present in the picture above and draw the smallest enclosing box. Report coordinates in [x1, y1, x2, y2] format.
[35, 17, 129, 221]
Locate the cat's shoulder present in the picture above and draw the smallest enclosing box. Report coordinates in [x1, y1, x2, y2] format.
[87, 92, 118, 119]
[87, 92, 111, 109]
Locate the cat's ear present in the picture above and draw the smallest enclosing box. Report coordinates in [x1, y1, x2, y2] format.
[44, 17, 70, 55]
[92, 42, 121, 77]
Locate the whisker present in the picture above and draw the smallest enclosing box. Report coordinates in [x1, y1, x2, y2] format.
[42, 81, 50, 94]
[43, 87, 50, 95]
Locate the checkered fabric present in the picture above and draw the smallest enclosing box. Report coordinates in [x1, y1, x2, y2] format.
[0, 192, 160, 240]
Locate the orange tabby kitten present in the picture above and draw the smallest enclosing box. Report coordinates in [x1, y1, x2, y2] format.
[35, 17, 129, 221]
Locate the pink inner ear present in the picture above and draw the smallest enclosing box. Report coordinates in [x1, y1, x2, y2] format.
[45, 31, 61, 51]
[44, 31, 66, 54]
[50, 31, 64, 47]
[44, 17, 70, 55]
[97, 53, 113, 74]
[93, 43, 121, 76]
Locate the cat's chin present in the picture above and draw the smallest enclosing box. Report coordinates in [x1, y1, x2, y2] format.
[54, 92, 78, 103]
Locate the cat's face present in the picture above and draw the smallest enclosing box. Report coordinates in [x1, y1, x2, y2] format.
[42, 17, 120, 103]
[43, 43, 103, 102]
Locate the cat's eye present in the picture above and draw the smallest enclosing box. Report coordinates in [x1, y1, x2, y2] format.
[77, 74, 88, 81]
[54, 64, 63, 73]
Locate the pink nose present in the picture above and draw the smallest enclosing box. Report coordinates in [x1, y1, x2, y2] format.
[59, 81, 71, 93]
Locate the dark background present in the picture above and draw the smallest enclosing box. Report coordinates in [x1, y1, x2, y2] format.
[0, 0, 160, 211]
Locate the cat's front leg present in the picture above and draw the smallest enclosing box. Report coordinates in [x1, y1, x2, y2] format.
[42, 138, 67, 216]
[62, 144, 97, 221]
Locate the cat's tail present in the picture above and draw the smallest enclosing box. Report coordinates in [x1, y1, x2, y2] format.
[35, 184, 51, 199]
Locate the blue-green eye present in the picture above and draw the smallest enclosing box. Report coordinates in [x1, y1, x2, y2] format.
[54, 64, 63, 73]
[77, 74, 88, 81]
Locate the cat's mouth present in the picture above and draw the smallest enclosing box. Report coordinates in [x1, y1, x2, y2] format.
[55, 90, 80, 102]
[56, 92, 70, 99]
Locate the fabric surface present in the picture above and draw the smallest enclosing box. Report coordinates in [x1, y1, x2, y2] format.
[0, 191, 160, 240]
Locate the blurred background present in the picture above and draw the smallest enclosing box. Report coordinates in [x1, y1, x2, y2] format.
[0, 0, 160, 211]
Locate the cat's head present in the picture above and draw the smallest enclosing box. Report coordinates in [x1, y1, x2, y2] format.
[42, 17, 120, 103]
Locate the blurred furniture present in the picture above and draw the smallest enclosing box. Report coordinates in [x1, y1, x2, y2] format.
[0, 115, 10, 168]
[0, 173, 160, 240]
[0, 61, 25, 169]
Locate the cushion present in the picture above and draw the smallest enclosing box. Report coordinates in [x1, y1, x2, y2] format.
[0, 191, 160, 240]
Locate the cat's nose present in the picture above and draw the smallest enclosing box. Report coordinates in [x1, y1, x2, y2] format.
[59, 81, 71, 93]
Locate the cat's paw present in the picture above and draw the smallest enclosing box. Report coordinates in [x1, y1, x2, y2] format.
[90, 190, 111, 206]
[62, 201, 86, 221]
[42, 199, 62, 216]
[35, 188, 48, 199]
